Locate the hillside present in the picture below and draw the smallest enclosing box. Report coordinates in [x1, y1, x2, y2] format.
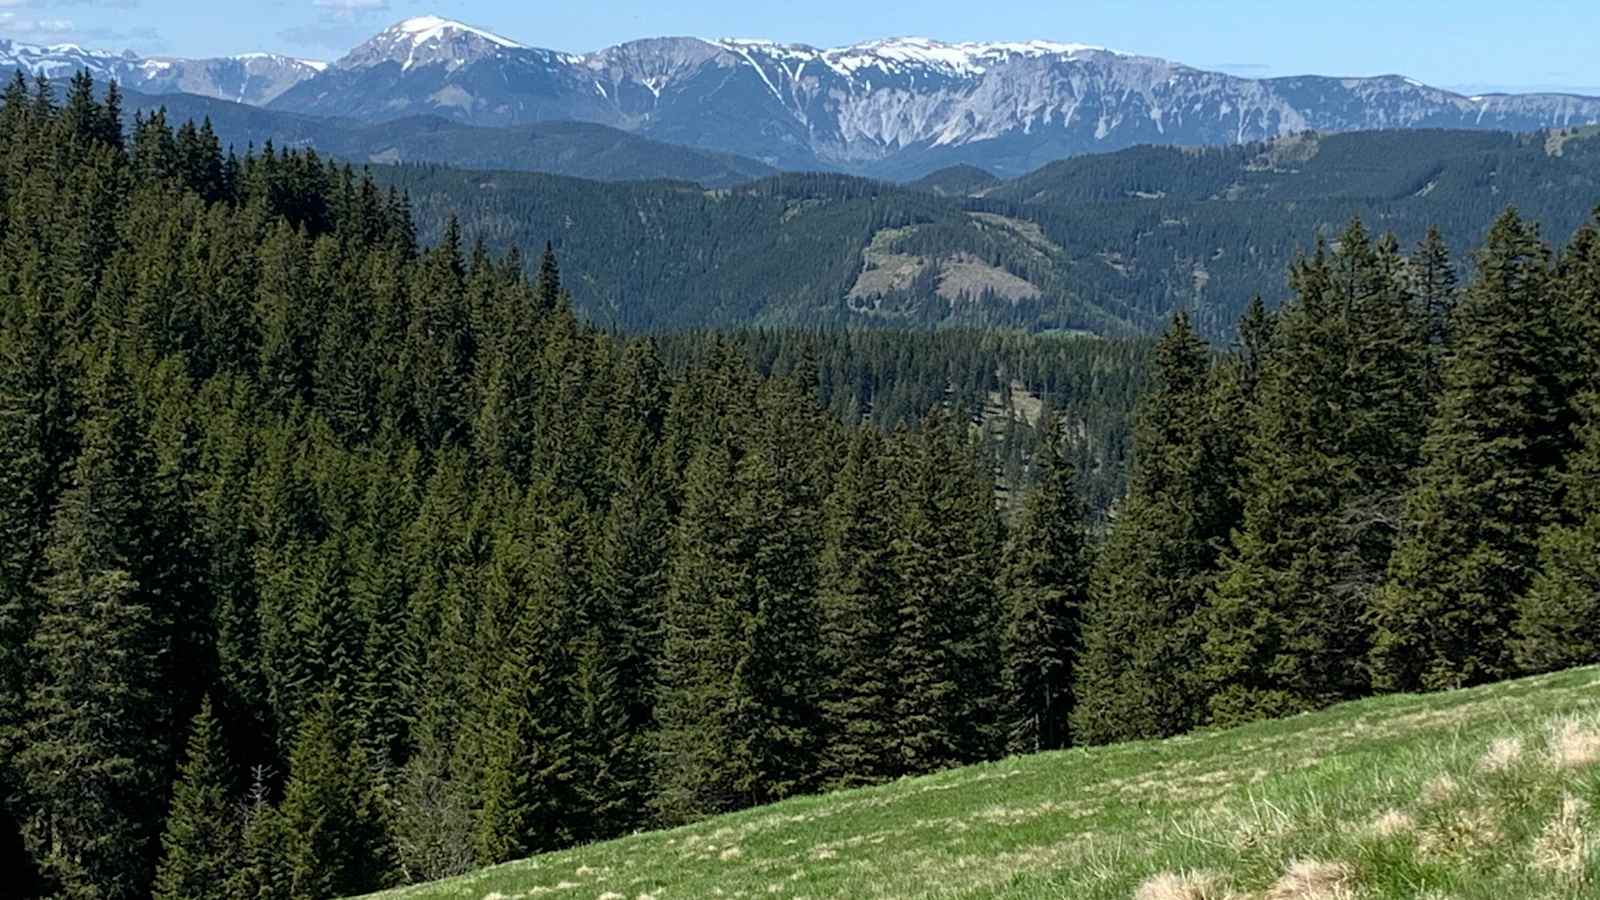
[374, 127, 1600, 335]
[5, 77, 1599, 900]
[362, 666, 1600, 900]
[375, 167, 1110, 332]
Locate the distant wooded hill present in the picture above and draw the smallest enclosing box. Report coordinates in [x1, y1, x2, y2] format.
[114, 86, 778, 188]
[373, 127, 1600, 335]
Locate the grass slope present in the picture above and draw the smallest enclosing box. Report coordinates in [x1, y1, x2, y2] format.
[364, 667, 1600, 900]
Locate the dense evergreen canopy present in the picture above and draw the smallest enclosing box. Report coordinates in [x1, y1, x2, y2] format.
[1, 73, 1596, 899]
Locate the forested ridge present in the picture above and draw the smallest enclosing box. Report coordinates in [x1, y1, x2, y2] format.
[378, 126, 1600, 336]
[2, 72, 1599, 900]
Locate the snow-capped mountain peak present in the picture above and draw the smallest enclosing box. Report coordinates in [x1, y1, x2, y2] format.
[338, 15, 529, 71]
[391, 15, 524, 50]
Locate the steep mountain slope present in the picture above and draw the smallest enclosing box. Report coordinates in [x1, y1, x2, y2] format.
[129, 54, 325, 105]
[373, 127, 1600, 335]
[361, 666, 1600, 900]
[268, 16, 1600, 178]
[113, 87, 775, 187]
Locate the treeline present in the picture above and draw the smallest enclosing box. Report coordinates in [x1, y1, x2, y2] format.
[0, 74, 1091, 899]
[3, 71, 1598, 900]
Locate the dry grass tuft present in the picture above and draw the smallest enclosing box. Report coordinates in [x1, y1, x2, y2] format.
[1368, 809, 1415, 838]
[1263, 860, 1355, 900]
[1533, 794, 1592, 880]
[718, 846, 742, 861]
[1134, 871, 1231, 900]
[1477, 736, 1524, 772]
[1548, 719, 1600, 770]
[597, 894, 624, 900]
[1417, 806, 1501, 861]
[1420, 775, 1458, 805]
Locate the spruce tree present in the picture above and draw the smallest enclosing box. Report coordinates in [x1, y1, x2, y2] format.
[817, 429, 900, 785]
[153, 698, 241, 900]
[1513, 215, 1600, 671]
[227, 767, 290, 900]
[17, 353, 169, 900]
[653, 406, 828, 820]
[1371, 210, 1574, 691]
[277, 696, 391, 900]
[469, 488, 585, 862]
[1204, 223, 1427, 724]
[1072, 313, 1237, 744]
[1410, 225, 1459, 402]
[999, 433, 1089, 753]
[885, 411, 1003, 772]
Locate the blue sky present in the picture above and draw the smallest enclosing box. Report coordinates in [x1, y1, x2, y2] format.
[4, 0, 1599, 94]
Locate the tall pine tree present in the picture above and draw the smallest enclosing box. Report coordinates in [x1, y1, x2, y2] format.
[1072, 313, 1238, 744]
[1204, 223, 1427, 724]
[153, 698, 241, 900]
[999, 433, 1090, 753]
[1513, 213, 1600, 671]
[1371, 210, 1575, 691]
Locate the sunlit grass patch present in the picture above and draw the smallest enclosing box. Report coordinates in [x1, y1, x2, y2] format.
[360, 666, 1600, 900]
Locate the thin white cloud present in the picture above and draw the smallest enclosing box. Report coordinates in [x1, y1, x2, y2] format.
[311, 0, 388, 10]
[0, 11, 77, 37]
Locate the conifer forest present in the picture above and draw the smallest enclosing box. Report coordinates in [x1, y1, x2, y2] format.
[1, 74, 1598, 899]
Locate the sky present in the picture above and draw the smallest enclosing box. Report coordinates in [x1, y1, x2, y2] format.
[3, 0, 1599, 95]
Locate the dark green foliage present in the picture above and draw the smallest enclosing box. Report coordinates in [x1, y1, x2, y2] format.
[1410, 225, 1459, 401]
[1513, 215, 1600, 672]
[817, 430, 900, 786]
[376, 128, 1600, 337]
[657, 327, 1150, 518]
[652, 376, 829, 820]
[1204, 222, 1429, 724]
[153, 698, 241, 900]
[999, 434, 1089, 753]
[227, 769, 291, 900]
[278, 697, 391, 899]
[17, 353, 170, 900]
[1370, 210, 1576, 691]
[885, 412, 1005, 771]
[1071, 314, 1240, 744]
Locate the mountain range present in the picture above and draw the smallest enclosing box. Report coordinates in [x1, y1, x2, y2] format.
[8, 15, 1600, 179]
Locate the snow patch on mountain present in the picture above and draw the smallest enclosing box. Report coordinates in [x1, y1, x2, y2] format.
[392, 16, 523, 51]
